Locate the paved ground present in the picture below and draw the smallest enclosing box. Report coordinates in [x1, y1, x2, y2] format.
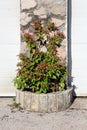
[0, 98, 87, 130]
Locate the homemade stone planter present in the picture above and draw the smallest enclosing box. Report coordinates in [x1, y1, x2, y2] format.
[16, 87, 73, 112]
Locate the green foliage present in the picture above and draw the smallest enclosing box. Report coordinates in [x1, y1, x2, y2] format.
[14, 20, 67, 94]
[8, 98, 23, 111]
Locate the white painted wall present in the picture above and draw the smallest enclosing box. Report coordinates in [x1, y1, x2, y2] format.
[0, 0, 20, 96]
[72, 0, 87, 96]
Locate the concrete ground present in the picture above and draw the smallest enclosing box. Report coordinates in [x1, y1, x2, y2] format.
[0, 98, 87, 130]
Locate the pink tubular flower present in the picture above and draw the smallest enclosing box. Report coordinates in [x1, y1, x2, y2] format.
[22, 29, 30, 37]
[24, 33, 30, 37]
[60, 32, 66, 39]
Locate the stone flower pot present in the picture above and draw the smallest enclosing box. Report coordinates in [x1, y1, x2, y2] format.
[16, 87, 73, 112]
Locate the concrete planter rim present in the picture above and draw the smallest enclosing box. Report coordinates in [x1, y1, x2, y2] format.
[16, 87, 73, 113]
[17, 86, 73, 94]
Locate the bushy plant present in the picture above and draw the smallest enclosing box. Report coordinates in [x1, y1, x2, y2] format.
[14, 20, 67, 94]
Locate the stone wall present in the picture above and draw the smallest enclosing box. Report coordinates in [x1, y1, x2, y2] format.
[20, 0, 67, 59]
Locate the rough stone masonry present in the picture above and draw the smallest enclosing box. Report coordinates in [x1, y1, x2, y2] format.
[20, 0, 67, 59]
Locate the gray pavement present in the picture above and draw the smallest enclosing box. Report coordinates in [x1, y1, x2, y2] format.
[0, 98, 87, 130]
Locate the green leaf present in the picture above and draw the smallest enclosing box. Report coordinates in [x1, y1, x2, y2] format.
[52, 75, 57, 79]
